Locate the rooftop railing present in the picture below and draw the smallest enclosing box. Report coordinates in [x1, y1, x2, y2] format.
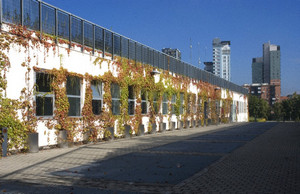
[0, 0, 248, 94]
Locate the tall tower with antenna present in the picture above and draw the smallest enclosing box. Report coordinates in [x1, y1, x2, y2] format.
[197, 42, 201, 68]
[189, 38, 192, 64]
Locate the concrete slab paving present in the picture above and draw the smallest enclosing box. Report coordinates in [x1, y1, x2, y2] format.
[0, 122, 299, 193]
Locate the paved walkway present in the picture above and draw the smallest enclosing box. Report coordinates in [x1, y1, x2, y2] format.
[0, 122, 299, 193]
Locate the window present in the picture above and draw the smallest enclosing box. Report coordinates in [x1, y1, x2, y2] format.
[162, 93, 168, 115]
[141, 89, 147, 114]
[171, 94, 176, 114]
[179, 92, 184, 114]
[66, 76, 81, 116]
[111, 83, 120, 115]
[187, 94, 191, 114]
[193, 96, 197, 114]
[197, 97, 202, 114]
[35, 72, 53, 116]
[91, 80, 103, 115]
[153, 92, 159, 114]
[128, 85, 135, 115]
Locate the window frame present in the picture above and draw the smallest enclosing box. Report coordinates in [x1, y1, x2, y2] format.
[66, 76, 82, 117]
[179, 92, 184, 114]
[111, 83, 120, 115]
[171, 94, 176, 114]
[162, 93, 168, 115]
[153, 91, 159, 114]
[141, 89, 148, 115]
[128, 85, 135, 115]
[91, 80, 103, 115]
[35, 72, 54, 117]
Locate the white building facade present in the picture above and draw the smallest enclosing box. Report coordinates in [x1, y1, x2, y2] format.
[0, 0, 248, 151]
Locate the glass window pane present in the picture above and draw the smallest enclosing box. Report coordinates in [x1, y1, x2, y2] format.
[163, 93, 168, 102]
[141, 90, 147, 101]
[128, 101, 135, 115]
[180, 93, 184, 114]
[112, 100, 120, 115]
[42, 4, 55, 35]
[111, 83, 120, 98]
[113, 34, 121, 56]
[128, 86, 134, 99]
[58, 11, 69, 40]
[171, 94, 176, 103]
[171, 104, 175, 114]
[163, 103, 168, 115]
[84, 22, 93, 48]
[141, 102, 147, 114]
[68, 97, 80, 116]
[36, 72, 52, 92]
[91, 80, 102, 99]
[92, 100, 102, 115]
[66, 76, 81, 96]
[104, 30, 112, 54]
[36, 96, 53, 116]
[3, 0, 21, 24]
[95, 26, 103, 51]
[121, 37, 128, 58]
[23, 0, 39, 31]
[71, 17, 82, 44]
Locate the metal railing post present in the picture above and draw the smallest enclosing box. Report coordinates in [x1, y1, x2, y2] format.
[20, 0, 23, 26]
[134, 41, 137, 64]
[81, 20, 84, 52]
[111, 33, 114, 60]
[39, 1, 42, 40]
[92, 24, 95, 55]
[68, 14, 71, 48]
[0, 0, 2, 28]
[127, 39, 129, 59]
[120, 36, 122, 57]
[102, 28, 105, 58]
[55, 8, 58, 43]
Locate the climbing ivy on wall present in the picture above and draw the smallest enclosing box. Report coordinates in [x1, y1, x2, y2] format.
[0, 24, 233, 152]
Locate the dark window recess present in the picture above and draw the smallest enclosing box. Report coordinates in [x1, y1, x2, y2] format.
[35, 72, 54, 116]
[91, 80, 103, 115]
[128, 86, 135, 115]
[162, 93, 168, 115]
[66, 76, 81, 95]
[153, 92, 159, 114]
[171, 94, 176, 114]
[180, 93, 184, 114]
[141, 90, 147, 114]
[36, 72, 52, 92]
[92, 100, 102, 115]
[36, 97, 53, 116]
[68, 97, 81, 116]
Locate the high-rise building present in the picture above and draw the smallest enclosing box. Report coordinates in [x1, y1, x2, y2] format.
[263, 42, 281, 84]
[252, 57, 263, 83]
[204, 62, 213, 73]
[162, 48, 181, 60]
[250, 42, 281, 105]
[212, 38, 231, 81]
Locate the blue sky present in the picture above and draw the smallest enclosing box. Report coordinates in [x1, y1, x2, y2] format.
[44, 0, 300, 96]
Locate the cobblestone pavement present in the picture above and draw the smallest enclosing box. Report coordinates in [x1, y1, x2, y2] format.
[0, 122, 299, 193]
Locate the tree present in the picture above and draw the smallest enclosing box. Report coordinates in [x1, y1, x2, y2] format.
[248, 95, 270, 121]
[282, 99, 293, 121]
[273, 102, 283, 121]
